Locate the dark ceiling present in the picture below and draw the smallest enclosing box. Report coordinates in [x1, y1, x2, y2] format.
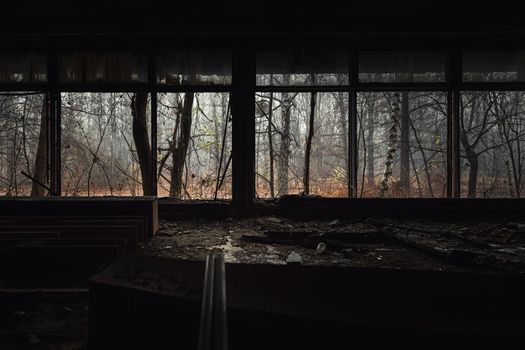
[1, 0, 524, 51]
[1, 0, 523, 35]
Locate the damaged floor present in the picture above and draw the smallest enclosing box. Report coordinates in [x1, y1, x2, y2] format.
[2, 216, 525, 349]
[140, 216, 525, 274]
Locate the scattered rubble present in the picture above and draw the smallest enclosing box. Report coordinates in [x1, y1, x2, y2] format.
[139, 216, 525, 273]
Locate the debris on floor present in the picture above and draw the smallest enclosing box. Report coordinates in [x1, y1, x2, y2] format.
[139, 216, 525, 274]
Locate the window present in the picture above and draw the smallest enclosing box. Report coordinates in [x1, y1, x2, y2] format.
[460, 91, 525, 198]
[255, 91, 349, 198]
[357, 91, 447, 197]
[61, 92, 150, 196]
[0, 92, 48, 195]
[2, 48, 525, 201]
[157, 92, 232, 199]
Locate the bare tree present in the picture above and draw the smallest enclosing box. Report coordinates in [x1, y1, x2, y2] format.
[278, 75, 292, 196]
[379, 92, 401, 197]
[131, 92, 152, 195]
[399, 92, 410, 195]
[303, 75, 317, 194]
[31, 94, 48, 197]
[169, 92, 194, 198]
[267, 88, 275, 197]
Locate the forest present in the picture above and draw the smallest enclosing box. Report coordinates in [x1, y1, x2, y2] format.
[1, 51, 525, 199]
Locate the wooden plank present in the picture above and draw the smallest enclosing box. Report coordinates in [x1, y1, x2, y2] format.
[0, 231, 61, 239]
[0, 223, 141, 250]
[58, 226, 140, 250]
[63, 217, 148, 242]
[0, 197, 158, 238]
[0, 237, 127, 255]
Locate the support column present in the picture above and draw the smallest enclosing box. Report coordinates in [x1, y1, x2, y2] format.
[148, 53, 158, 196]
[448, 51, 462, 198]
[232, 40, 255, 215]
[349, 51, 358, 197]
[47, 52, 60, 196]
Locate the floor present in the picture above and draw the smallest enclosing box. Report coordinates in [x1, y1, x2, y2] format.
[2, 215, 525, 349]
[140, 216, 525, 274]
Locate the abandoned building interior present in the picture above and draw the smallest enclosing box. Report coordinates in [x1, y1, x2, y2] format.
[1, 1, 525, 349]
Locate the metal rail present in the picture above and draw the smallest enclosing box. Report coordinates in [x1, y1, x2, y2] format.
[198, 252, 228, 350]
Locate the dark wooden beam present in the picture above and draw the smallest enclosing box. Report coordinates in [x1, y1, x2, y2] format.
[232, 39, 255, 215]
[349, 51, 359, 197]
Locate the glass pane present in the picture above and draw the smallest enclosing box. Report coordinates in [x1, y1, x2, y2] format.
[359, 51, 446, 82]
[357, 91, 447, 197]
[157, 92, 232, 199]
[256, 50, 349, 86]
[255, 91, 349, 198]
[0, 54, 47, 82]
[463, 51, 525, 82]
[61, 92, 150, 196]
[460, 91, 525, 198]
[0, 92, 48, 196]
[60, 53, 148, 83]
[157, 51, 231, 85]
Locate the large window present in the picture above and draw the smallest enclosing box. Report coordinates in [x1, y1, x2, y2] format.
[2, 48, 525, 200]
[255, 91, 348, 198]
[357, 92, 447, 197]
[256, 49, 350, 198]
[0, 92, 47, 195]
[61, 92, 150, 196]
[157, 92, 231, 199]
[460, 91, 525, 198]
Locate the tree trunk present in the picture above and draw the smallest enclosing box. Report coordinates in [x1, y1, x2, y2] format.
[366, 95, 376, 187]
[304, 84, 317, 195]
[278, 75, 291, 196]
[131, 92, 152, 195]
[465, 146, 478, 198]
[267, 89, 275, 198]
[379, 92, 401, 197]
[170, 92, 194, 198]
[31, 94, 49, 197]
[337, 91, 348, 184]
[493, 93, 516, 198]
[399, 92, 410, 195]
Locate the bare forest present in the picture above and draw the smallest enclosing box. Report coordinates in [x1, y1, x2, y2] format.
[2, 69, 525, 198]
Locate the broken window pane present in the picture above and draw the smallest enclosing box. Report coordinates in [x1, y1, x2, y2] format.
[359, 51, 446, 83]
[0, 54, 47, 82]
[256, 50, 349, 86]
[0, 92, 48, 196]
[61, 93, 150, 196]
[460, 91, 525, 198]
[157, 51, 231, 85]
[255, 91, 349, 198]
[157, 92, 232, 199]
[60, 53, 148, 83]
[357, 91, 447, 197]
[463, 51, 525, 82]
